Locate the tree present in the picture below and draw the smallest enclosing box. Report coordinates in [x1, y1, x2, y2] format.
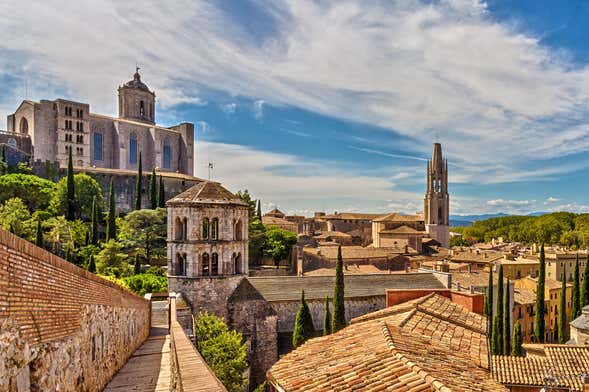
[0, 198, 34, 240]
[512, 321, 523, 356]
[44, 216, 88, 252]
[256, 200, 262, 219]
[496, 264, 504, 354]
[292, 290, 315, 348]
[118, 209, 167, 264]
[134, 254, 141, 275]
[91, 196, 99, 245]
[193, 312, 248, 392]
[332, 245, 346, 333]
[491, 315, 501, 355]
[0, 173, 56, 212]
[135, 152, 142, 210]
[50, 173, 104, 220]
[158, 175, 165, 208]
[582, 253, 589, 307]
[88, 254, 96, 273]
[35, 220, 43, 247]
[535, 243, 546, 343]
[66, 148, 75, 220]
[96, 239, 131, 277]
[503, 279, 510, 355]
[263, 227, 297, 267]
[487, 267, 494, 341]
[235, 189, 256, 218]
[559, 266, 567, 343]
[124, 273, 167, 296]
[323, 295, 332, 336]
[0, 145, 7, 175]
[106, 177, 116, 241]
[572, 254, 581, 320]
[149, 168, 157, 209]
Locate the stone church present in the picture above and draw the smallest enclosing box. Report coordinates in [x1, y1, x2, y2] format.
[6, 69, 194, 175]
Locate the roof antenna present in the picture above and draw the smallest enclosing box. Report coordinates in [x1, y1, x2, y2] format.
[208, 162, 214, 181]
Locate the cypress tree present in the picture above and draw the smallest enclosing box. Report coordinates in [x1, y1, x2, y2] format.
[323, 295, 332, 336]
[534, 243, 546, 343]
[88, 255, 96, 273]
[91, 196, 98, 245]
[158, 175, 165, 208]
[332, 245, 346, 333]
[0, 145, 6, 175]
[66, 148, 75, 220]
[496, 264, 504, 354]
[512, 321, 523, 356]
[483, 295, 489, 319]
[491, 315, 501, 355]
[503, 278, 510, 355]
[106, 177, 116, 241]
[572, 254, 581, 320]
[84, 230, 89, 246]
[134, 152, 142, 210]
[35, 220, 43, 247]
[256, 200, 262, 220]
[487, 267, 494, 341]
[292, 290, 315, 348]
[134, 254, 141, 275]
[582, 253, 589, 307]
[149, 168, 157, 209]
[558, 266, 567, 343]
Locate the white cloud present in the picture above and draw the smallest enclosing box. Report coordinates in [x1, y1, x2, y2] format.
[486, 199, 534, 207]
[254, 100, 265, 119]
[221, 102, 237, 114]
[544, 196, 560, 204]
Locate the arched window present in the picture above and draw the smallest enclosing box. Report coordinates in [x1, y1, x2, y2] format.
[183, 217, 188, 240]
[202, 253, 210, 276]
[129, 134, 138, 164]
[19, 118, 28, 134]
[140, 101, 145, 117]
[93, 132, 103, 161]
[235, 219, 243, 241]
[234, 253, 242, 274]
[163, 138, 171, 169]
[202, 218, 209, 240]
[211, 253, 219, 276]
[175, 253, 185, 276]
[211, 218, 219, 240]
[175, 217, 184, 241]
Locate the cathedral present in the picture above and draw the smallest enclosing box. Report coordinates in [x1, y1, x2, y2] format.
[6, 69, 194, 175]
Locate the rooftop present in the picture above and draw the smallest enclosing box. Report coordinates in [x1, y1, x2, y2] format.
[73, 166, 203, 182]
[303, 245, 404, 260]
[166, 181, 248, 207]
[321, 212, 385, 220]
[373, 212, 424, 223]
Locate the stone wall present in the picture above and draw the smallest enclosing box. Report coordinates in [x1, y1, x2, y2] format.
[0, 229, 150, 392]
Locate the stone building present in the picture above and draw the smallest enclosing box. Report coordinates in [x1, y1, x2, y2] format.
[6, 69, 194, 175]
[424, 142, 450, 247]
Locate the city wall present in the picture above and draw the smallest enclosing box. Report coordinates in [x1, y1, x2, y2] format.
[0, 229, 150, 392]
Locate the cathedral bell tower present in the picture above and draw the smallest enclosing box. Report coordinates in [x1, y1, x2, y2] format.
[424, 143, 450, 247]
[118, 68, 156, 124]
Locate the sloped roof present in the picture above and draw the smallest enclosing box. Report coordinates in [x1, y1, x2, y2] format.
[380, 225, 425, 234]
[268, 294, 505, 392]
[321, 212, 385, 220]
[166, 181, 248, 207]
[373, 212, 424, 223]
[303, 245, 404, 260]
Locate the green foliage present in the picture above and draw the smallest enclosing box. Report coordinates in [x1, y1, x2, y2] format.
[332, 245, 346, 333]
[157, 175, 165, 208]
[512, 321, 523, 356]
[558, 266, 567, 343]
[44, 216, 88, 251]
[0, 173, 55, 211]
[487, 268, 494, 340]
[75, 244, 100, 268]
[491, 315, 501, 355]
[253, 382, 267, 392]
[193, 312, 248, 392]
[134, 254, 141, 275]
[582, 253, 589, 307]
[35, 219, 43, 247]
[91, 196, 99, 245]
[235, 189, 256, 218]
[535, 244, 546, 343]
[106, 177, 116, 241]
[256, 200, 262, 219]
[496, 265, 504, 354]
[323, 295, 332, 335]
[292, 290, 316, 348]
[249, 217, 266, 265]
[503, 279, 510, 355]
[124, 273, 167, 296]
[0, 198, 34, 239]
[263, 226, 297, 266]
[96, 239, 131, 278]
[135, 153, 142, 210]
[450, 235, 471, 247]
[118, 208, 167, 263]
[149, 168, 157, 209]
[66, 148, 75, 220]
[572, 254, 581, 320]
[88, 255, 96, 273]
[51, 173, 103, 220]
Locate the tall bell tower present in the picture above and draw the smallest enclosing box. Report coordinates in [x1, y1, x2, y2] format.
[424, 142, 450, 247]
[118, 68, 156, 124]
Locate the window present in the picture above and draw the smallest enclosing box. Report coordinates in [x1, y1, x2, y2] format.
[76, 108, 83, 118]
[211, 253, 219, 276]
[65, 120, 72, 130]
[76, 135, 84, 144]
[174, 217, 185, 241]
[19, 117, 28, 134]
[76, 121, 84, 132]
[202, 253, 210, 276]
[140, 101, 145, 117]
[175, 253, 186, 276]
[76, 147, 83, 156]
[202, 218, 209, 239]
[235, 220, 243, 241]
[65, 133, 72, 142]
[163, 138, 171, 169]
[93, 132, 103, 161]
[234, 253, 242, 274]
[211, 218, 219, 240]
[129, 134, 138, 164]
[65, 106, 72, 116]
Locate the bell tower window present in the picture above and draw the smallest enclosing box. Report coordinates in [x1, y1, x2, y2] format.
[140, 101, 145, 117]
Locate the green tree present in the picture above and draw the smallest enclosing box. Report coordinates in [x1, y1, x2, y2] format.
[235, 189, 256, 218]
[193, 312, 248, 392]
[149, 168, 157, 209]
[263, 227, 297, 267]
[124, 273, 167, 296]
[118, 208, 167, 264]
[503, 279, 510, 355]
[91, 196, 99, 245]
[0, 145, 7, 175]
[66, 148, 75, 220]
[157, 175, 165, 208]
[487, 267, 494, 341]
[35, 219, 43, 247]
[0, 173, 56, 211]
[292, 290, 315, 348]
[582, 253, 589, 307]
[0, 198, 34, 239]
[256, 200, 262, 219]
[51, 173, 103, 220]
[44, 216, 88, 251]
[323, 295, 331, 335]
[512, 321, 523, 356]
[535, 243, 546, 343]
[96, 239, 131, 277]
[134, 254, 141, 275]
[106, 177, 116, 241]
[491, 315, 501, 355]
[558, 266, 567, 343]
[496, 264, 504, 354]
[88, 254, 96, 273]
[332, 245, 346, 333]
[135, 152, 142, 210]
[572, 254, 581, 320]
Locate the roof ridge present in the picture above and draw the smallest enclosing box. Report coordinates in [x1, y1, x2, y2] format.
[415, 301, 486, 336]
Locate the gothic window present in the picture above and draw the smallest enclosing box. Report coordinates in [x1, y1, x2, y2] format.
[140, 101, 145, 117]
[65, 120, 72, 130]
[174, 217, 184, 241]
[93, 132, 103, 161]
[19, 117, 28, 134]
[235, 219, 243, 241]
[211, 218, 219, 240]
[183, 217, 188, 240]
[211, 253, 219, 276]
[129, 134, 138, 164]
[202, 253, 210, 276]
[234, 253, 242, 274]
[163, 138, 171, 169]
[175, 253, 186, 276]
[202, 218, 209, 240]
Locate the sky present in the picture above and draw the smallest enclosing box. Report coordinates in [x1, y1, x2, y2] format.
[1, 0, 589, 216]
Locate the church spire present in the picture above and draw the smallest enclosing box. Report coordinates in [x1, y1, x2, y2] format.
[424, 142, 450, 247]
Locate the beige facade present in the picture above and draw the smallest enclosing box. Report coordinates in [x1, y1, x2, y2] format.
[6, 70, 194, 175]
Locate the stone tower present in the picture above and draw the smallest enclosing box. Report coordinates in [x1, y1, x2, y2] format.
[118, 68, 156, 124]
[424, 143, 450, 247]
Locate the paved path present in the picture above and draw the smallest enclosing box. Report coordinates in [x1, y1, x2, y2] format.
[104, 300, 171, 392]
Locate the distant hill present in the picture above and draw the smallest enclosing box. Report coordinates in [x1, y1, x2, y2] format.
[450, 213, 510, 227]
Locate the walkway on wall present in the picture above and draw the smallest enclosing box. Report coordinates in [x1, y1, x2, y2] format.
[103, 299, 171, 392]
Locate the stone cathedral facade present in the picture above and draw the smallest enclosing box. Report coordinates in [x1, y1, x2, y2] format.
[6, 69, 194, 175]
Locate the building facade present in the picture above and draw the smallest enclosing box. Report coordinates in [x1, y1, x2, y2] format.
[6, 69, 194, 175]
[424, 142, 450, 247]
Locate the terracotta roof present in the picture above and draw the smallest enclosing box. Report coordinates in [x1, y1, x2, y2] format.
[303, 264, 387, 276]
[450, 250, 504, 263]
[303, 245, 403, 260]
[73, 165, 203, 181]
[514, 289, 537, 305]
[493, 345, 589, 391]
[268, 294, 505, 392]
[373, 212, 424, 223]
[166, 181, 248, 207]
[321, 212, 385, 220]
[265, 208, 285, 216]
[313, 231, 352, 239]
[246, 273, 446, 302]
[380, 225, 425, 234]
[262, 216, 297, 227]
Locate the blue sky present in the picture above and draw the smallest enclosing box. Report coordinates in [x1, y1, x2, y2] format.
[1, 0, 589, 216]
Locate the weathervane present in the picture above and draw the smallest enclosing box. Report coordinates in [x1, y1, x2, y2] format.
[208, 162, 214, 181]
